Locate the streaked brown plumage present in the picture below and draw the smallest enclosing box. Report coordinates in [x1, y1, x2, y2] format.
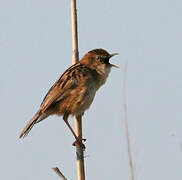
[19, 49, 118, 148]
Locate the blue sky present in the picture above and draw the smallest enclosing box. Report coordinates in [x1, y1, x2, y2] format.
[1, 0, 182, 179]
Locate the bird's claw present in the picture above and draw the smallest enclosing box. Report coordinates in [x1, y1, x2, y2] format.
[72, 139, 86, 150]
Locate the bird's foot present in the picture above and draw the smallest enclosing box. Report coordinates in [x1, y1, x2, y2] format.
[72, 138, 86, 150]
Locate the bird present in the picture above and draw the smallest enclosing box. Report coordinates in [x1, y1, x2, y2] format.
[19, 48, 118, 149]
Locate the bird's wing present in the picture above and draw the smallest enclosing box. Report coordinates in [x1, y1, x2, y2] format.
[40, 63, 97, 112]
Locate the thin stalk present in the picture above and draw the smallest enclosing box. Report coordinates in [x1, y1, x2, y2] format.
[71, 1, 85, 180]
[52, 167, 67, 180]
[123, 62, 135, 180]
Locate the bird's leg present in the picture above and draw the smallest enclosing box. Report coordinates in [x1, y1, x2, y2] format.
[63, 113, 86, 149]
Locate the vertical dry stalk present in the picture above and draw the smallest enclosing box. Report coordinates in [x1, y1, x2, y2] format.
[71, 1, 85, 180]
[123, 63, 135, 180]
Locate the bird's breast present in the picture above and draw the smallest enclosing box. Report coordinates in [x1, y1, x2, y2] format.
[95, 66, 111, 90]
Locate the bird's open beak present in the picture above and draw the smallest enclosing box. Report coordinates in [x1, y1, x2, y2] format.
[110, 53, 118, 57]
[110, 64, 119, 68]
[110, 53, 119, 68]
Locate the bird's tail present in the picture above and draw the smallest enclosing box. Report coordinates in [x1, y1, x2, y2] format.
[19, 110, 43, 138]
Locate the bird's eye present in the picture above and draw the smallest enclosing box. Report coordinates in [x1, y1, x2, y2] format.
[96, 55, 109, 64]
[96, 55, 101, 60]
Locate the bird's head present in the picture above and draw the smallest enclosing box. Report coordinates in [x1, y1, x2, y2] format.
[80, 49, 118, 71]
